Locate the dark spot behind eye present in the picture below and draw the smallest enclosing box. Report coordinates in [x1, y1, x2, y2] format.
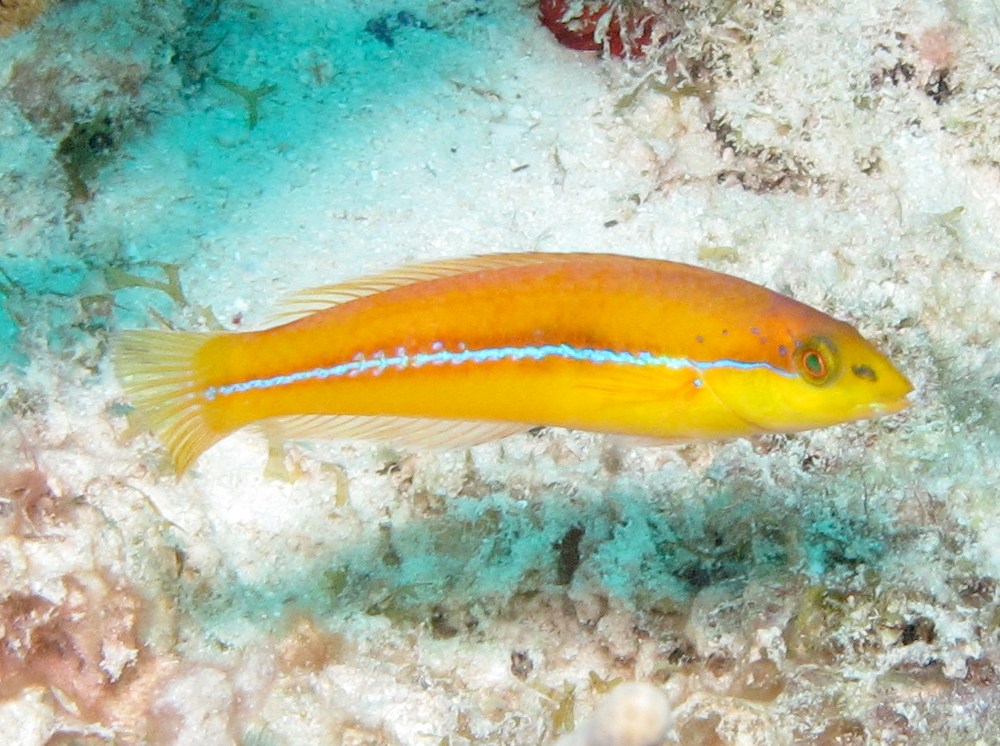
[852, 364, 877, 382]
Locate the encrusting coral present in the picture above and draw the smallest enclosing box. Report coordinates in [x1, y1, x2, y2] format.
[0, 0, 52, 37]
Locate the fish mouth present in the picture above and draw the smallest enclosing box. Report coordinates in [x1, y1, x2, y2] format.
[854, 392, 912, 420]
[854, 366, 914, 421]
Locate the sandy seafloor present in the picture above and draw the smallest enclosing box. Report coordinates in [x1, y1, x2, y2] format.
[2, 0, 1000, 743]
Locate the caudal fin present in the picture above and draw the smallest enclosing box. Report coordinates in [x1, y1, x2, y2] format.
[114, 329, 224, 475]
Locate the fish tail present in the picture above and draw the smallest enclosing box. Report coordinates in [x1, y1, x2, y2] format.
[114, 329, 224, 475]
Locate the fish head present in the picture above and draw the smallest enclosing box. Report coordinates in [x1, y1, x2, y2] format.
[701, 320, 912, 434]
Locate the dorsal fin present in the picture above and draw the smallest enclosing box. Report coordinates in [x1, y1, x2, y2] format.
[268, 252, 607, 324]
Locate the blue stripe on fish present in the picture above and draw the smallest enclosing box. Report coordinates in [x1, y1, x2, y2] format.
[203, 344, 792, 400]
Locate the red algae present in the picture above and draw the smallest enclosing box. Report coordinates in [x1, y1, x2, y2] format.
[538, 0, 658, 57]
[0, 574, 154, 725]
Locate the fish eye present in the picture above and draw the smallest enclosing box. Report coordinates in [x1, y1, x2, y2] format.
[794, 337, 838, 386]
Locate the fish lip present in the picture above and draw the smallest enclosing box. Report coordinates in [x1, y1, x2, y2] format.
[857, 393, 912, 418]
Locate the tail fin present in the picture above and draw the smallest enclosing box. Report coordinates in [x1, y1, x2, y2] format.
[114, 329, 224, 475]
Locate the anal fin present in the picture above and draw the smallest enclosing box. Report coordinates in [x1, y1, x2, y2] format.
[260, 414, 529, 451]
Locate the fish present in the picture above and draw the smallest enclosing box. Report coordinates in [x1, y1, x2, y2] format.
[114, 252, 912, 474]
